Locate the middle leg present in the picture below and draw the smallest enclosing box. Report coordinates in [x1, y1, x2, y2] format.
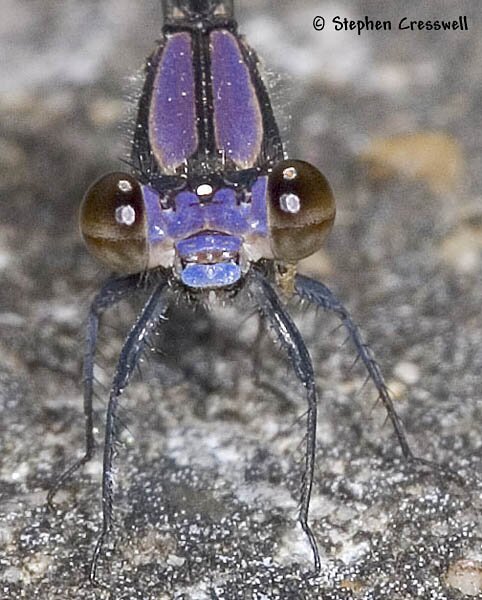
[295, 273, 464, 483]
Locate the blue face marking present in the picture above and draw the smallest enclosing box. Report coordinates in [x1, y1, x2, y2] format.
[142, 177, 270, 286]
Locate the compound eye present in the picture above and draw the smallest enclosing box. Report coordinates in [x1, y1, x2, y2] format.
[267, 159, 336, 262]
[80, 172, 148, 273]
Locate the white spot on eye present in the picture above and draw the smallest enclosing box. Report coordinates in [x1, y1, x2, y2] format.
[181, 91, 187, 97]
[196, 183, 213, 197]
[282, 166, 298, 181]
[279, 193, 301, 214]
[117, 179, 133, 193]
[115, 204, 136, 226]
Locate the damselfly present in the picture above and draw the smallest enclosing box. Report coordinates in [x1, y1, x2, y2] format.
[48, 0, 448, 584]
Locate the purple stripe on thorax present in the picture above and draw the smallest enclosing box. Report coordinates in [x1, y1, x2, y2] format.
[210, 30, 263, 168]
[149, 33, 197, 172]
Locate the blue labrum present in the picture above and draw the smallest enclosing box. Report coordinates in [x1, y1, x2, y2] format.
[176, 233, 242, 287]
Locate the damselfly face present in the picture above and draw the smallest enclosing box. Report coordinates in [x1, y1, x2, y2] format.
[80, 0, 335, 288]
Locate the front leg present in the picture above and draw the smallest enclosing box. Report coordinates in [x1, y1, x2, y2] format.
[249, 268, 321, 573]
[47, 273, 146, 509]
[90, 278, 170, 585]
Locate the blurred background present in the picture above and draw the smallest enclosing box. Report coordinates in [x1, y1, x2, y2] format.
[1, 1, 481, 598]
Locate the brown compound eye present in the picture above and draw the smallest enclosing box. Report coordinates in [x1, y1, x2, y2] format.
[267, 159, 336, 262]
[80, 172, 148, 273]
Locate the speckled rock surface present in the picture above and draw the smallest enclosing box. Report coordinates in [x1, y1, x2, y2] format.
[1, 1, 481, 598]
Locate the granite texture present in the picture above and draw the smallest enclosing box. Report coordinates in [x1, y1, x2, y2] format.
[0, 1, 481, 598]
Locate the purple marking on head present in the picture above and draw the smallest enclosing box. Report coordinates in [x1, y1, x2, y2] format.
[149, 33, 197, 172]
[210, 30, 263, 168]
[143, 176, 270, 270]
